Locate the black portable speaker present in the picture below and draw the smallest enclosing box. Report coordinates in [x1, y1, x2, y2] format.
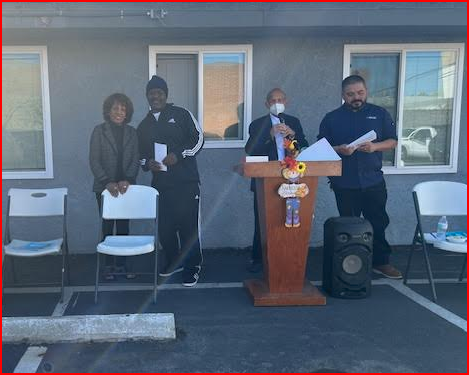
[322, 217, 373, 299]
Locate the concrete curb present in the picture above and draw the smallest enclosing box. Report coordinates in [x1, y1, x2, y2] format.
[2, 313, 176, 344]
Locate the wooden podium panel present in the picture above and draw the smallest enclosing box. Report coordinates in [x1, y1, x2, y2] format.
[237, 161, 341, 306]
[244, 279, 326, 306]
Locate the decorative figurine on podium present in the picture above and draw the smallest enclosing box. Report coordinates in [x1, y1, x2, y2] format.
[278, 138, 309, 228]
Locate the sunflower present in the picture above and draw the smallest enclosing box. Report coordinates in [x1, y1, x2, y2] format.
[296, 162, 306, 174]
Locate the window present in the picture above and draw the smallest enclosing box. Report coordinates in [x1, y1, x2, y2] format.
[149, 45, 253, 148]
[2, 46, 53, 179]
[344, 44, 464, 174]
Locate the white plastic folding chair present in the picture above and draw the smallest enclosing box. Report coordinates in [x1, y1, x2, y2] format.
[404, 181, 467, 302]
[3, 188, 69, 302]
[95, 185, 159, 303]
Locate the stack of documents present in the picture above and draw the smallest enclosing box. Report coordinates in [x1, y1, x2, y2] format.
[296, 138, 340, 161]
[346, 130, 377, 149]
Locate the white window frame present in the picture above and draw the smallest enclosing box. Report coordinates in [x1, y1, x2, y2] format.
[2, 46, 53, 179]
[149, 45, 253, 149]
[344, 43, 465, 174]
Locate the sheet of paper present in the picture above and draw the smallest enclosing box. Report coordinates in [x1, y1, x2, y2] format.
[347, 130, 377, 149]
[154, 142, 168, 171]
[296, 138, 341, 161]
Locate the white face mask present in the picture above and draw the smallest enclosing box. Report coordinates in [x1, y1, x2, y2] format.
[269, 103, 285, 116]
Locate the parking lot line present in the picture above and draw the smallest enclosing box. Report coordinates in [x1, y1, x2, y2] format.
[3, 278, 464, 295]
[51, 289, 73, 317]
[13, 346, 47, 373]
[386, 279, 467, 332]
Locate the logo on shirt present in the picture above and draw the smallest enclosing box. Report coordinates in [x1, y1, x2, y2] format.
[168, 118, 176, 124]
[366, 116, 377, 120]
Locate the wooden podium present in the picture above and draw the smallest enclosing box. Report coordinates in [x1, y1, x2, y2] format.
[237, 160, 341, 306]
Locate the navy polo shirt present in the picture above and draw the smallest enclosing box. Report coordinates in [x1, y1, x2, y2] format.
[318, 103, 397, 189]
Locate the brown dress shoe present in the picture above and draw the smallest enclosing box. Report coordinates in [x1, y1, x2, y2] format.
[372, 264, 403, 279]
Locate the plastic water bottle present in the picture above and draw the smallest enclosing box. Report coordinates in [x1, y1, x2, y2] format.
[436, 215, 448, 241]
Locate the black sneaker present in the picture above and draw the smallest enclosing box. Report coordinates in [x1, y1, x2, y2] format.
[182, 267, 200, 287]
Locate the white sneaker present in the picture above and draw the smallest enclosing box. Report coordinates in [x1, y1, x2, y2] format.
[159, 266, 184, 277]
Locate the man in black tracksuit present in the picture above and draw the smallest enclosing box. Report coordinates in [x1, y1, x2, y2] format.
[137, 75, 204, 287]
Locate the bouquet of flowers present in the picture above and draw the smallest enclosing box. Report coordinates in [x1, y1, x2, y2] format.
[282, 137, 306, 176]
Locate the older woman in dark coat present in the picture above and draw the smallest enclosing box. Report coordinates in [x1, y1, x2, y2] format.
[89, 93, 139, 280]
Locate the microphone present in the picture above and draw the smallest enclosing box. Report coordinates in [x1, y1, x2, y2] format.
[278, 113, 289, 139]
[278, 113, 286, 124]
[278, 113, 294, 141]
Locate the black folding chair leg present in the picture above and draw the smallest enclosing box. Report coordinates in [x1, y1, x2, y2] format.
[404, 241, 417, 284]
[60, 251, 66, 303]
[404, 227, 420, 284]
[422, 244, 437, 302]
[153, 250, 158, 304]
[95, 253, 100, 304]
[2, 256, 6, 297]
[65, 251, 71, 286]
[11, 256, 18, 284]
[459, 256, 467, 282]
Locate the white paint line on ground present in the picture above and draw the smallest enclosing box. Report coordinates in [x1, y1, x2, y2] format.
[403, 278, 466, 284]
[3, 313, 176, 344]
[310, 279, 390, 286]
[3, 278, 464, 295]
[165, 281, 244, 289]
[385, 279, 467, 332]
[13, 346, 47, 373]
[51, 289, 73, 317]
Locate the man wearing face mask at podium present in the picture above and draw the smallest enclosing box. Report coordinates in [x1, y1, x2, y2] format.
[244, 88, 308, 273]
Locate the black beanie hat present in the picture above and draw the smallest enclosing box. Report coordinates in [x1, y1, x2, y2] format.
[146, 75, 168, 96]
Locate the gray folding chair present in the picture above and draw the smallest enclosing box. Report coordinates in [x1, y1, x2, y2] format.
[404, 181, 467, 302]
[95, 185, 159, 303]
[3, 188, 69, 302]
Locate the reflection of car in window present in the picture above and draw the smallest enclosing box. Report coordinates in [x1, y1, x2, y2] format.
[401, 127, 437, 161]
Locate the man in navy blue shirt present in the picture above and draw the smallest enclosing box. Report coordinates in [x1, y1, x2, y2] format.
[245, 88, 308, 272]
[318, 75, 401, 279]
